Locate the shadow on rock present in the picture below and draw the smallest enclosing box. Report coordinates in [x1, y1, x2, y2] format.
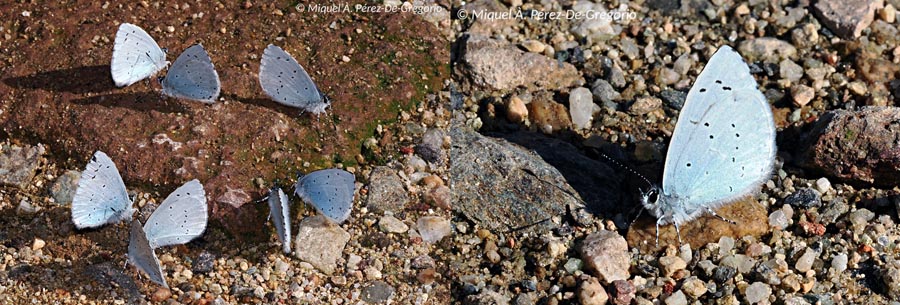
[71, 92, 186, 114]
[496, 130, 624, 215]
[3, 65, 117, 94]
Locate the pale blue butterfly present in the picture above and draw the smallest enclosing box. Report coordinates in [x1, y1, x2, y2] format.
[294, 169, 355, 224]
[160, 44, 221, 103]
[111, 23, 169, 87]
[71, 151, 135, 229]
[259, 44, 330, 114]
[129, 179, 208, 288]
[640, 45, 776, 243]
[267, 187, 291, 254]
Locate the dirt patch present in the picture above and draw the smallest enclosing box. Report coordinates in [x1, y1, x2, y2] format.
[0, 1, 448, 238]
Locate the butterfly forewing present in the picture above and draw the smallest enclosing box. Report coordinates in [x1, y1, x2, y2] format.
[267, 187, 291, 254]
[128, 220, 168, 288]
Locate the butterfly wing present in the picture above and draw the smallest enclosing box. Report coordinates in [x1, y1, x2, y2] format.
[161, 44, 221, 103]
[267, 187, 291, 254]
[294, 169, 355, 224]
[128, 220, 168, 288]
[111, 23, 168, 87]
[143, 179, 208, 248]
[71, 151, 134, 229]
[259, 44, 328, 114]
[661, 45, 776, 219]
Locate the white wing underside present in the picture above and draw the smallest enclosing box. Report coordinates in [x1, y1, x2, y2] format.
[259, 44, 327, 114]
[161, 44, 221, 103]
[661, 46, 776, 225]
[111, 23, 168, 87]
[267, 188, 291, 254]
[143, 179, 208, 248]
[71, 151, 133, 229]
[294, 169, 355, 224]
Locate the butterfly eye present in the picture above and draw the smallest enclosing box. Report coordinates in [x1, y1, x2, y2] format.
[647, 189, 660, 203]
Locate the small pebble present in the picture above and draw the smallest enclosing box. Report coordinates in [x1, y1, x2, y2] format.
[882, 4, 897, 23]
[378, 215, 409, 234]
[577, 277, 609, 305]
[744, 282, 772, 304]
[664, 290, 687, 305]
[506, 96, 528, 123]
[831, 253, 848, 273]
[31, 238, 45, 251]
[680, 277, 707, 299]
[791, 85, 815, 106]
[659, 256, 687, 277]
[151, 288, 171, 302]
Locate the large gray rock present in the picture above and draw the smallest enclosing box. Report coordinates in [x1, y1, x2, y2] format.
[451, 125, 621, 232]
[455, 35, 583, 92]
[0, 143, 44, 189]
[812, 0, 883, 39]
[798, 107, 900, 186]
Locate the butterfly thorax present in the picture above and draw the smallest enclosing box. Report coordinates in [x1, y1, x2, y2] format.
[640, 186, 695, 226]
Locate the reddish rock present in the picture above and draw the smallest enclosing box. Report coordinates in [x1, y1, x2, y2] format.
[798, 107, 900, 186]
[580, 230, 630, 284]
[527, 98, 573, 134]
[812, 0, 884, 39]
[626, 197, 768, 252]
[0, 2, 446, 239]
[610, 280, 636, 305]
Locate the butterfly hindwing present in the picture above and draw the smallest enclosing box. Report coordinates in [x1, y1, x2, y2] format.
[111, 23, 168, 87]
[161, 44, 221, 103]
[294, 169, 355, 224]
[143, 179, 208, 248]
[259, 44, 327, 114]
[71, 151, 134, 229]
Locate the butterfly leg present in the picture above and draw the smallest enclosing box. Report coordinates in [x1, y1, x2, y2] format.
[674, 222, 683, 245]
[706, 207, 737, 224]
[654, 221, 660, 246]
[629, 205, 645, 226]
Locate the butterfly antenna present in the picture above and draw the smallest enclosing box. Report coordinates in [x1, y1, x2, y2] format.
[593, 150, 653, 191]
[504, 217, 551, 233]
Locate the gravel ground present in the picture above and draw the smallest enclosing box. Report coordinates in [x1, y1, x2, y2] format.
[450, 0, 900, 304]
[3, 0, 900, 304]
[0, 0, 454, 304]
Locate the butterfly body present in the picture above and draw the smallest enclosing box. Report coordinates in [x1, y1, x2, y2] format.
[111, 23, 169, 87]
[267, 187, 292, 254]
[160, 44, 221, 103]
[259, 44, 329, 114]
[294, 169, 355, 224]
[640, 46, 776, 239]
[71, 151, 135, 229]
